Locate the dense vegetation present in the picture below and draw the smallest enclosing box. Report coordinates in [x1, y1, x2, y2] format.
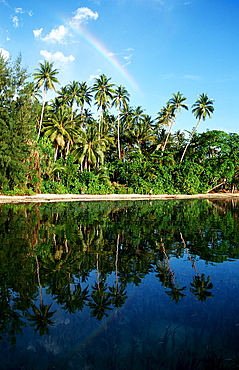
[0, 199, 238, 340]
[1, 54, 239, 195]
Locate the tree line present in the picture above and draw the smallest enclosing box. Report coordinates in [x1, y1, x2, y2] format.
[0, 54, 239, 195]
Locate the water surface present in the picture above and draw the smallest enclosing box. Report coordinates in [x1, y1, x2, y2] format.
[0, 199, 239, 369]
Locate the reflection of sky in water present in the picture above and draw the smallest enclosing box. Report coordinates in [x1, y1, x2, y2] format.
[0, 200, 239, 369]
[2, 259, 239, 369]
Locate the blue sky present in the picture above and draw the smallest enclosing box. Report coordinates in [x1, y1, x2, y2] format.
[1, 0, 239, 134]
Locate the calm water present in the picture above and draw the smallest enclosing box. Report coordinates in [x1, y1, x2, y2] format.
[0, 199, 239, 369]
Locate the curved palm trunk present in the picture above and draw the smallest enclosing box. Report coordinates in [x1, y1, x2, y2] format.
[161, 119, 175, 153]
[180, 118, 201, 162]
[117, 108, 121, 159]
[37, 87, 47, 139]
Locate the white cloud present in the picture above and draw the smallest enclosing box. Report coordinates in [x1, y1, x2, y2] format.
[41, 25, 68, 44]
[34, 7, 99, 45]
[89, 69, 102, 81]
[69, 7, 99, 29]
[33, 28, 43, 39]
[40, 50, 75, 64]
[107, 52, 116, 57]
[183, 74, 202, 81]
[15, 7, 33, 16]
[0, 47, 10, 60]
[15, 7, 24, 14]
[11, 15, 19, 28]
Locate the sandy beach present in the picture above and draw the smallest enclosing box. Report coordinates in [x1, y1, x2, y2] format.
[0, 193, 239, 204]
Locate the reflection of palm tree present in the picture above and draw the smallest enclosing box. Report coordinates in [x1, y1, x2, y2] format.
[109, 234, 127, 307]
[28, 255, 56, 335]
[165, 282, 186, 303]
[190, 274, 213, 301]
[180, 232, 214, 301]
[28, 303, 56, 336]
[62, 283, 90, 313]
[109, 284, 127, 308]
[88, 281, 112, 320]
[156, 239, 186, 303]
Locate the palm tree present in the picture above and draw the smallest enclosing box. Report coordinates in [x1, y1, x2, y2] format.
[78, 82, 92, 116]
[156, 103, 174, 150]
[56, 85, 69, 106]
[125, 114, 155, 156]
[72, 124, 110, 171]
[92, 74, 115, 134]
[66, 80, 81, 121]
[33, 61, 60, 139]
[112, 85, 130, 159]
[161, 92, 188, 153]
[180, 93, 214, 162]
[43, 105, 78, 160]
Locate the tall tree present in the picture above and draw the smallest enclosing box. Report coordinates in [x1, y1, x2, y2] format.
[161, 92, 188, 153]
[78, 82, 93, 116]
[180, 93, 214, 162]
[43, 105, 77, 161]
[72, 124, 109, 171]
[0, 54, 38, 192]
[92, 74, 115, 134]
[33, 61, 60, 139]
[66, 80, 81, 121]
[112, 85, 130, 159]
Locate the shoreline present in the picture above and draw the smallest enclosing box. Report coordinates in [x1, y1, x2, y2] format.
[0, 193, 239, 204]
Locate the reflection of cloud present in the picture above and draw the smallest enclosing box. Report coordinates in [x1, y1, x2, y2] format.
[40, 50, 75, 64]
[0, 47, 10, 60]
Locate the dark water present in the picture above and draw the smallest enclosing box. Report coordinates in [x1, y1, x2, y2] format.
[0, 199, 239, 369]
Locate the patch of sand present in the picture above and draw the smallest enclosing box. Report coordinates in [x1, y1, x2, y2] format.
[0, 193, 239, 204]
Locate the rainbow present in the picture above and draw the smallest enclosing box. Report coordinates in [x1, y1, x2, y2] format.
[71, 25, 141, 95]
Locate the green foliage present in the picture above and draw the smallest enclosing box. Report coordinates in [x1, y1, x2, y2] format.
[2, 51, 239, 196]
[0, 55, 38, 193]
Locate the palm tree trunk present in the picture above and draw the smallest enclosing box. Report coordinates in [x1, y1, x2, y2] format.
[37, 87, 47, 140]
[54, 144, 59, 162]
[117, 109, 121, 159]
[180, 118, 201, 162]
[161, 119, 175, 153]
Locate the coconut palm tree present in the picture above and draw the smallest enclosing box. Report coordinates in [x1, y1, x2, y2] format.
[161, 92, 188, 153]
[72, 124, 110, 171]
[112, 85, 130, 159]
[78, 81, 92, 116]
[156, 103, 174, 150]
[180, 93, 214, 162]
[43, 105, 78, 160]
[92, 74, 115, 134]
[125, 114, 155, 156]
[66, 80, 81, 121]
[33, 61, 60, 139]
[56, 85, 69, 106]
